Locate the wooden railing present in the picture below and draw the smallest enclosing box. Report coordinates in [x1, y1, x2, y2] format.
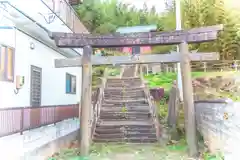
[138, 64, 161, 140]
[147, 60, 240, 73]
[143, 84, 161, 140]
[0, 90, 99, 138]
[90, 68, 108, 139]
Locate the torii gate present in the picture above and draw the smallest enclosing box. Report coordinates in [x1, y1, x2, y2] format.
[50, 24, 223, 157]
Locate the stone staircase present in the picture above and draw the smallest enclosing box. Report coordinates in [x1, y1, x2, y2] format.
[93, 76, 158, 143]
[122, 65, 136, 77]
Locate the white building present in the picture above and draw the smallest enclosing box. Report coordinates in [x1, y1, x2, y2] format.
[0, 0, 88, 159]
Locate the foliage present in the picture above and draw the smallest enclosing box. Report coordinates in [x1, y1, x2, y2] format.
[144, 72, 240, 101]
[92, 66, 105, 88]
[75, 0, 240, 59]
[181, 0, 240, 60]
[108, 67, 120, 76]
[75, 0, 163, 34]
[203, 151, 224, 160]
[143, 72, 209, 89]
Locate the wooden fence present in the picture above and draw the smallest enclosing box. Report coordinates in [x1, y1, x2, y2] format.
[146, 60, 240, 73]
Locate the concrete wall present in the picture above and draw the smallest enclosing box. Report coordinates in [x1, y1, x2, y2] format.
[195, 99, 240, 159]
[0, 119, 80, 160]
[0, 27, 81, 108]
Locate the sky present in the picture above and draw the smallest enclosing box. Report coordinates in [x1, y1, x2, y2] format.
[119, 0, 167, 13]
[118, 0, 240, 13]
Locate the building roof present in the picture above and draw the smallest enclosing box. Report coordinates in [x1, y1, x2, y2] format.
[116, 25, 157, 33]
[0, 2, 80, 57]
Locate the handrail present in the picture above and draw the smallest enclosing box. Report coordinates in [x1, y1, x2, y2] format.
[139, 65, 160, 140]
[90, 68, 108, 139]
[143, 84, 161, 140]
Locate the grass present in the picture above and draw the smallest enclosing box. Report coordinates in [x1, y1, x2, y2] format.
[144, 71, 240, 101]
[108, 68, 121, 76]
[49, 142, 190, 160]
[49, 142, 224, 160]
[143, 72, 230, 90]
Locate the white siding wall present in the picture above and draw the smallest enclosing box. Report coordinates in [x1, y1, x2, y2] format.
[0, 28, 82, 108]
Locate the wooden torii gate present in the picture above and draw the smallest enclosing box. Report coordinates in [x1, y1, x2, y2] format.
[50, 24, 223, 157]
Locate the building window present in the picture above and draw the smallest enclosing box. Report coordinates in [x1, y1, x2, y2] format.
[66, 73, 76, 94]
[0, 45, 15, 82]
[30, 65, 42, 106]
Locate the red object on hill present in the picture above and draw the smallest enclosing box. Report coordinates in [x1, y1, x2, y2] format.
[122, 46, 151, 54]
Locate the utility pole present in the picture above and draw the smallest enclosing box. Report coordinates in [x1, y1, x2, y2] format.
[175, 0, 183, 101]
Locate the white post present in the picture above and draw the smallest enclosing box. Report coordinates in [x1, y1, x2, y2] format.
[176, 0, 183, 101]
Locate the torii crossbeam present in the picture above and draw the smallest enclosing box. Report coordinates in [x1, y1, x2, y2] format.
[50, 25, 222, 48]
[55, 52, 219, 67]
[50, 24, 223, 157]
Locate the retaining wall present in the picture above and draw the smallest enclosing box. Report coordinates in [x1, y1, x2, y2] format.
[195, 99, 240, 159]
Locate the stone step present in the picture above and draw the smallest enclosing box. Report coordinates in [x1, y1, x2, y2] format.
[100, 111, 150, 116]
[94, 132, 157, 139]
[101, 107, 150, 112]
[103, 98, 147, 104]
[96, 120, 154, 128]
[95, 127, 156, 134]
[103, 97, 146, 101]
[104, 91, 145, 95]
[104, 91, 145, 94]
[107, 78, 141, 82]
[106, 84, 142, 88]
[106, 81, 141, 83]
[104, 94, 145, 98]
[104, 89, 144, 93]
[106, 81, 142, 84]
[93, 137, 157, 143]
[104, 92, 145, 96]
[104, 97, 145, 101]
[106, 84, 141, 86]
[104, 86, 144, 91]
[107, 77, 140, 80]
[101, 103, 149, 108]
[106, 80, 141, 84]
[100, 118, 151, 121]
[101, 103, 149, 107]
[100, 106, 152, 119]
[99, 115, 151, 121]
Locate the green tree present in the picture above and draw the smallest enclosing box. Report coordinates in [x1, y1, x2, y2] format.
[182, 0, 240, 59]
[75, 0, 163, 33]
[75, 0, 240, 59]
